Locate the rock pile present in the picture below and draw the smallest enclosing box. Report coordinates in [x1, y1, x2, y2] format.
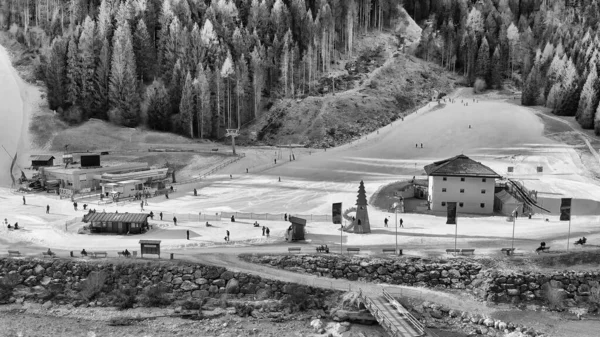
[0, 258, 336, 307]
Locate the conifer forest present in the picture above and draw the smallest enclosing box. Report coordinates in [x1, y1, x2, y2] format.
[0, 0, 400, 139]
[3, 0, 600, 136]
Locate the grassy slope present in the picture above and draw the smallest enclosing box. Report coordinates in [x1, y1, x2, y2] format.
[248, 33, 455, 148]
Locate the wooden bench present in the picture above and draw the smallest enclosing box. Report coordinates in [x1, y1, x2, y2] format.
[288, 247, 301, 254]
[8, 250, 21, 257]
[382, 248, 402, 255]
[501, 248, 515, 256]
[346, 248, 360, 254]
[42, 252, 57, 258]
[211, 148, 219, 152]
[446, 249, 460, 254]
[91, 251, 108, 258]
[461, 249, 475, 255]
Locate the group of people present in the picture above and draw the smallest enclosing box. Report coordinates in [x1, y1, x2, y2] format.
[4, 218, 19, 230]
[383, 217, 404, 228]
[575, 237, 588, 245]
[120, 249, 131, 257]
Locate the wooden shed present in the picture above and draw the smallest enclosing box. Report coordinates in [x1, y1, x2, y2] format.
[84, 212, 149, 234]
[288, 216, 306, 241]
[139, 240, 161, 258]
[30, 155, 55, 169]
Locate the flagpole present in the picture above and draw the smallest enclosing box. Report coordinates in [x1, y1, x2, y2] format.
[454, 216, 458, 257]
[567, 219, 571, 252]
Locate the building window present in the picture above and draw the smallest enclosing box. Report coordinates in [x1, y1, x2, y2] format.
[481, 189, 486, 194]
[459, 202, 464, 207]
[460, 189, 465, 193]
[443, 177, 447, 181]
[460, 177, 465, 182]
[482, 178, 487, 182]
[480, 203, 485, 208]
[442, 188, 447, 192]
[441, 202, 446, 207]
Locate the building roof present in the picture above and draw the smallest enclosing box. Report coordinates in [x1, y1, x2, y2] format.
[117, 180, 143, 185]
[424, 155, 501, 178]
[289, 216, 307, 225]
[85, 212, 149, 224]
[30, 155, 55, 161]
[139, 240, 162, 244]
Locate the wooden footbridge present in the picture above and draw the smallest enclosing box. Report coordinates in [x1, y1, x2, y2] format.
[359, 288, 428, 337]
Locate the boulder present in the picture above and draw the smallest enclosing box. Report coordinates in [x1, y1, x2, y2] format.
[195, 278, 208, 285]
[332, 310, 377, 325]
[172, 277, 183, 285]
[180, 281, 199, 291]
[310, 318, 324, 331]
[225, 278, 239, 294]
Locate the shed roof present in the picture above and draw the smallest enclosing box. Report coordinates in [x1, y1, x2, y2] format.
[139, 240, 162, 244]
[85, 212, 149, 224]
[289, 216, 306, 225]
[424, 154, 501, 178]
[30, 155, 55, 161]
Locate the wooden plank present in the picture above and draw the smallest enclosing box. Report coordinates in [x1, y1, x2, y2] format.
[370, 296, 422, 336]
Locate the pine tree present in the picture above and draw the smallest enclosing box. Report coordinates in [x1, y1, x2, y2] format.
[92, 37, 111, 119]
[163, 16, 181, 82]
[78, 16, 96, 116]
[595, 104, 600, 135]
[522, 64, 541, 106]
[236, 53, 249, 128]
[281, 29, 291, 97]
[576, 66, 599, 128]
[196, 66, 211, 138]
[179, 72, 195, 137]
[146, 80, 171, 131]
[491, 47, 502, 89]
[45, 37, 69, 110]
[250, 44, 265, 119]
[66, 34, 80, 106]
[169, 59, 184, 116]
[476, 37, 490, 83]
[134, 18, 153, 82]
[109, 22, 139, 126]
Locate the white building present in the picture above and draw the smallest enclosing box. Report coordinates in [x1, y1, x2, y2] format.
[424, 155, 501, 214]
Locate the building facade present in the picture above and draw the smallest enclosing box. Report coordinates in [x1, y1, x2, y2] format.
[425, 155, 501, 215]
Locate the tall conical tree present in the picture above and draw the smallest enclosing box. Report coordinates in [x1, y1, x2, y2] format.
[179, 72, 195, 138]
[66, 34, 80, 106]
[146, 80, 171, 131]
[576, 66, 599, 128]
[595, 104, 600, 135]
[169, 59, 185, 116]
[522, 64, 541, 106]
[491, 47, 502, 89]
[476, 37, 490, 83]
[93, 37, 111, 119]
[109, 22, 139, 126]
[45, 37, 69, 110]
[78, 16, 97, 116]
[196, 66, 211, 139]
[133, 18, 153, 82]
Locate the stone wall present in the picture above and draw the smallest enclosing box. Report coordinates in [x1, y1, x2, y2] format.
[241, 255, 482, 289]
[0, 258, 336, 307]
[240, 254, 600, 309]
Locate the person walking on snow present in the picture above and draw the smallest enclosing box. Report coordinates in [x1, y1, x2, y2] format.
[173, 217, 177, 226]
[22, 196, 25, 205]
[140, 201, 144, 211]
[399, 218, 404, 228]
[384, 217, 388, 227]
[160, 212, 163, 220]
[266, 227, 270, 237]
[226, 230, 230, 241]
[46, 205, 50, 214]
[262, 226, 266, 236]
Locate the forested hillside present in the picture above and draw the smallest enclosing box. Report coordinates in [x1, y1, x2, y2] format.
[407, 0, 600, 135]
[0, 0, 400, 139]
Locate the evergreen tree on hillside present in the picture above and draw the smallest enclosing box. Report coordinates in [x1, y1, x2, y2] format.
[163, 17, 182, 82]
[45, 37, 69, 110]
[522, 64, 541, 106]
[491, 47, 503, 89]
[146, 80, 171, 131]
[109, 22, 139, 126]
[577, 66, 599, 128]
[78, 17, 96, 116]
[93, 38, 111, 119]
[133, 19, 153, 82]
[169, 59, 185, 116]
[476, 37, 490, 83]
[179, 72, 195, 138]
[196, 66, 211, 139]
[66, 34, 80, 106]
[250, 43, 265, 119]
[595, 104, 600, 135]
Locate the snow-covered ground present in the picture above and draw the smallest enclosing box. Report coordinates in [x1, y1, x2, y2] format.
[1, 59, 599, 255]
